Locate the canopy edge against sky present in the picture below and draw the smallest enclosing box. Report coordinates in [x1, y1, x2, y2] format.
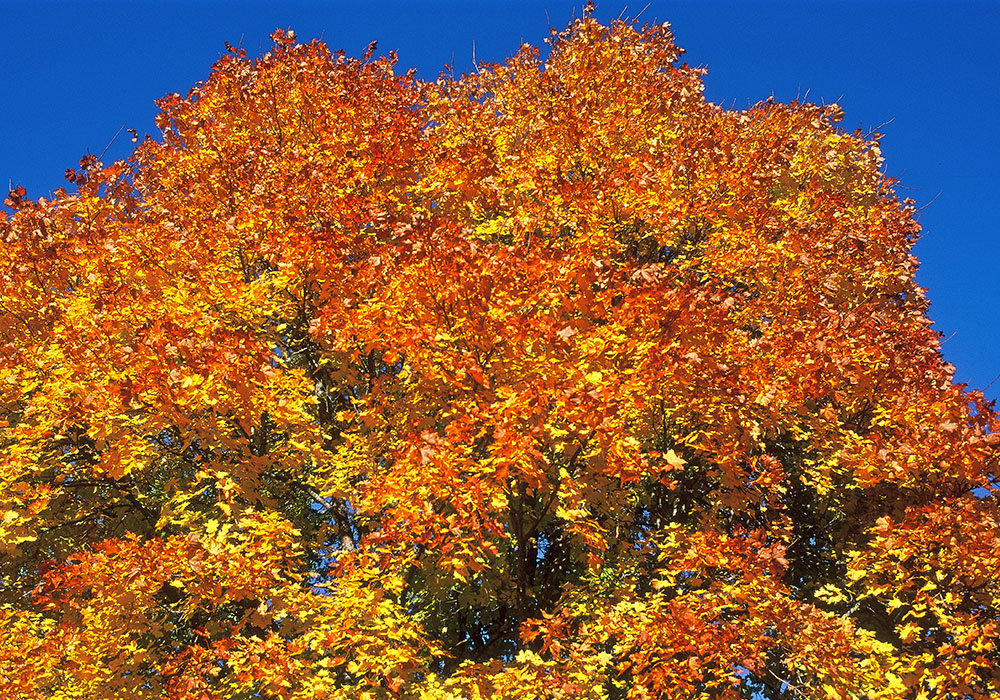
[2, 0, 997, 400]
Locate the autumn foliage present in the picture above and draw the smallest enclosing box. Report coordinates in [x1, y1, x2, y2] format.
[2, 16, 999, 700]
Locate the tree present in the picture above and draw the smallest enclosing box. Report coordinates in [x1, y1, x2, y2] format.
[1, 16, 997, 700]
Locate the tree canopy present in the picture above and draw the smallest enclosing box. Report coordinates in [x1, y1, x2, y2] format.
[1, 16, 998, 700]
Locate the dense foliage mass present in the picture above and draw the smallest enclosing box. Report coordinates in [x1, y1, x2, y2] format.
[2, 16, 998, 699]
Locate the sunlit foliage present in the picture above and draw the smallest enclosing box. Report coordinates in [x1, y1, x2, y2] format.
[2, 15, 998, 700]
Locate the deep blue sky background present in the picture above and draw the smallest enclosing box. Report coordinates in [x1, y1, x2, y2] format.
[2, 1, 998, 401]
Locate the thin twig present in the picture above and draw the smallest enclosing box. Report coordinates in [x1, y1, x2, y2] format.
[98, 123, 127, 161]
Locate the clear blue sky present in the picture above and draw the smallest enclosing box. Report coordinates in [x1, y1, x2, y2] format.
[3, 1, 998, 401]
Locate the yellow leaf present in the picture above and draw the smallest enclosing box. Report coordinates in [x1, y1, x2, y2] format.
[664, 449, 686, 469]
[899, 622, 920, 642]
